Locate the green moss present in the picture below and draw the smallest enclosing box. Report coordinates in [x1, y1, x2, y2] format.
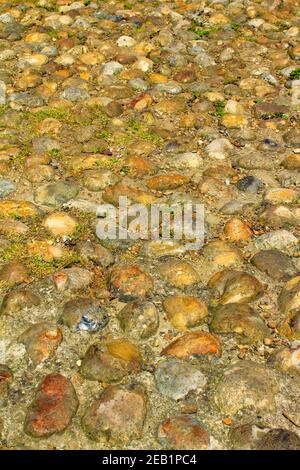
[48, 148, 62, 158]
[260, 113, 289, 120]
[189, 20, 220, 38]
[243, 35, 257, 42]
[231, 23, 241, 32]
[289, 68, 300, 80]
[214, 100, 226, 117]
[27, 254, 80, 278]
[127, 120, 163, 144]
[1, 242, 24, 262]
[0, 105, 8, 117]
[24, 107, 71, 122]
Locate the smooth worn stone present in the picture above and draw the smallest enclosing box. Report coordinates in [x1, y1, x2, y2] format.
[27, 240, 65, 262]
[260, 204, 300, 228]
[205, 138, 233, 160]
[0, 364, 13, 406]
[20, 322, 62, 364]
[82, 383, 147, 444]
[229, 423, 270, 450]
[208, 270, 265, 305]
[60, 86, 90, 102]
[118, 300, 158, 339]
[32, 136, 60, 155]
[126, 155, 157, 176]
[269, 342, 300, 376]
[236, 175, 264, 193]
[43, 212, 77, 236]
[1, 288, 41, 315]
[147, 174, 188, 191]
[203, 241, 243, 267]
[281, 154, 300, 170]
[163, 295, 208, 331]
[172, 152, 203, 170]
[83, 170, 117, 190]
[283, 129, 300, 147]
[162, 331, 221, 358]
[155, 359, 206, 400]
[277, 277, 300, 340]
[0, 219, 29, 236]
[80, 339, 141, 383]
[76, 241, 114, 267]
[0, 200, 40, 219]
[264, 188, 299, 204]
[52, 267, 93, 292]
[251, 249, 298, 281]
[157, 415, 209, 450]
[158, 259, 200, 288]
[224, 218, 253, 243]
[0, 261, 29, 287]
[109, 264, 154, 301]
[102, 183, 156, 206]
[250, 230, 299, 254]
[214, 361, 279, 415]
[60, 297, 108, 333]
[143, 240, 186, 258]
[221, 114, 248, 129]
[102, 61, 123, 76]
[0, 179, 15, 199]
[24, 373, 78, 438]
[210, 303, 270, 344]
[256, 429, 300, 450]
[34, 181, 79, 207]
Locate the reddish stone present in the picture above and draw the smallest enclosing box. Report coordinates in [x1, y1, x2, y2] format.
[109, 264, 154, 301]
[24, 373, 78, 438]
[147, 174, 188, 191]
[158, 415, 209, 450]
[82, 383, 147, 444]
[162, 331, 221, 358]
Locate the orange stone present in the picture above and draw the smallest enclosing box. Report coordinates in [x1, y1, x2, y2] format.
[224, 218, 253, 242]
[147, 174, 188, 191]
[162, 331, 221, 358]
[24, 373, 78, 438]
[109, 264, 154, 300]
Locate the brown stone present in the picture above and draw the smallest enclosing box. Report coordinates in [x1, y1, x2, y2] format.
[224, 218, 253, 242]
[82, 383, 147, 444]
[210, 303, 270, 344]
[103, 183, 156, 206]
[24, 373, 78, 438]
[20, 322, 62, 364]
[0, 365, 13, 406]
[80, 340, 142, 383]
[0, 289, 41, 315]
[162, 331, 221, 358]
[118, 300, 159, 339]
[163, 295, 208, 331]
[109, 264, 154, 301]
[158, 415, 209, 450]
[158, 259, 200, 288]
[0, 200, 40, 219]
[208, 270, 265, 305]
[147, 174, 188, 191]
[203, 241, 243, 267]
[0, 262, 29, 287]
[281, 154, 300, 170]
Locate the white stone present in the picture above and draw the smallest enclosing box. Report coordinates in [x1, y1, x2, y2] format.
[206, 138, 233, 160]
[117, 35, 136, 47]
